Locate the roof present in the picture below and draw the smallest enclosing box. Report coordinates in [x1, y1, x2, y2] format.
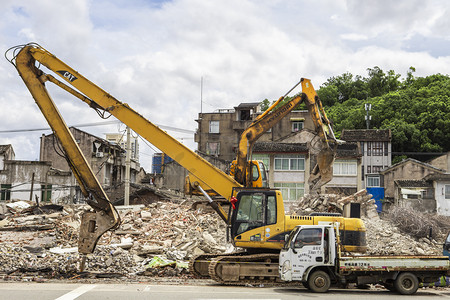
[44, 127, 124, 151]
[0, 144, 13, 155]
[380, 158, 446, 174]
[395, 180, 433, 188]
[341, 129, 391, 142]
[253, 142, 308, 153]
[424, 173, 450, 181]
[235, 102, 260, 109]
[336, 142, 360, 158]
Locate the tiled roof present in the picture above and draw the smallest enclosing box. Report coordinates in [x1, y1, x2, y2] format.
[341, 129, 391, 141]
[381, 158, 446, 174]
[336, 142, 360, 158]
[395, 180, 432, 188]
[424, 173, 450, 181]
[253, 142, 308, 153]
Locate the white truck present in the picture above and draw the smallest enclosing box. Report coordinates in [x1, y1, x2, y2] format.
[279, 224, 450, 295]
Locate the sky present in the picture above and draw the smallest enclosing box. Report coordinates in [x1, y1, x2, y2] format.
[1, 0, 450, 172]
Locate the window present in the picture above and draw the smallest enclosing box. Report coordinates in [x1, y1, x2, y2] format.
[294, 228, 322, 248]
[360, 142, 364, 155]
[445, 185, 450, 200]
[206, 142, 220, 156]
[41, 184, 52, 202]
[274, 155, 304, 171]
[252, 154, 270, 170]
[274, 182, 304, 201]
[239, 110, 252, 121]
[333, 160, 357, 176]
[384, 142, 388, 156]
[372, 142, 383, 156]
[209, 121, 219, 133]
[266, 195, 277, 225]
[0, 184, 11, 201]
[372, 165, 383, 173]
[367, 142, 371, 156]
[291, 121, 304, 132]
[367, 176, 380, 187]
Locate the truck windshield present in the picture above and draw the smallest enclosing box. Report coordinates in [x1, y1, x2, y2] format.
[283, 227, 300, 250]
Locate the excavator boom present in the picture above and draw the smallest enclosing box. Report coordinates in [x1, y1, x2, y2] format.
[233, 78, 338, 194]
[7, 43, 241, 255]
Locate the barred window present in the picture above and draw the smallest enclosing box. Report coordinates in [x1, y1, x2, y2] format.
[209, 121, 219, 133]
[372, 142, 383, 156]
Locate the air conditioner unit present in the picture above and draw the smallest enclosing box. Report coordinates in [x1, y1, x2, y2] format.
[95, 152, 104, 158]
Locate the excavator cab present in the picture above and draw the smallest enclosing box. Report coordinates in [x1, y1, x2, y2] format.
[229, 189, 284, 248]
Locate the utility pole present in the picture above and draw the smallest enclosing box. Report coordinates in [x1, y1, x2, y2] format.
[124, 126, 131, 206]
[200, 76, 203, 114]
[365, 103, 372, 129]
[30, 172, 36, 205]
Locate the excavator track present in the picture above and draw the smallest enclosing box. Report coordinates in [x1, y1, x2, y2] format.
[208, 253, 281, 285]
[189, 251, 246, 277]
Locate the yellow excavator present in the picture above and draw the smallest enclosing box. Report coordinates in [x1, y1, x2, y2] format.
[187, 77, 337, 197]
[7, 43, 365, 284]
[229, 77, 337, 194]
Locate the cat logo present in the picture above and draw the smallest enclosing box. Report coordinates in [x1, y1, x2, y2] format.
[57, 70, 77, 82]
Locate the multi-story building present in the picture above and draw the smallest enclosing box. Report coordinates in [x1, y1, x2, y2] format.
[0, 144, 73, 203]
[105, 133, 140, 162]
[195, 103, 315, 161]
[340, 129, 392, 189]
[40, 127, 140, 188]
[195, 103, 362, 209]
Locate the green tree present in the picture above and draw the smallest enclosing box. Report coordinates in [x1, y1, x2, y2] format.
[318, 67, 450, 159]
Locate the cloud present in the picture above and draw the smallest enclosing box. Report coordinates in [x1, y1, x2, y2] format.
[1, 0, 450, 171]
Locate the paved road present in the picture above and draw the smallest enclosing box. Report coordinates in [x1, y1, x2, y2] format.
[0, 282, 449, 300]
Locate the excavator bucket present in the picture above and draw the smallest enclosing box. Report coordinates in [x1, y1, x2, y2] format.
[308, 147, 335, 195]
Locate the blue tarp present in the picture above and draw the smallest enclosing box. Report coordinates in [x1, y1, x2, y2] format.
[366, 187, 384, 213]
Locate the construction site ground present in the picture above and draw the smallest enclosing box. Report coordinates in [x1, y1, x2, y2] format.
[1, 187, 450, 289]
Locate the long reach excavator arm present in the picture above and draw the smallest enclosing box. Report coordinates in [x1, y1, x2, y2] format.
[6, 43, 240, 257]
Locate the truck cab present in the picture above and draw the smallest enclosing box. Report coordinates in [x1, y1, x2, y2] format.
[279, 224, 336, 284]
[280, 224, 450, 295]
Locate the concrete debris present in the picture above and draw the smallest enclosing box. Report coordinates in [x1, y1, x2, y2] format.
[290, 190, 450, 256]
[289, 189, 379, 219]
[361, 216, 443, 256]
[0, 197, 231, 281]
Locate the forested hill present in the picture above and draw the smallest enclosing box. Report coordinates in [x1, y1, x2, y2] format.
[316, 67, 450, 163]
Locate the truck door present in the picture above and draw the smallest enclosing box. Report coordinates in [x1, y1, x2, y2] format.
[290, 227, 325, 280]
[444, 232, 450, 258]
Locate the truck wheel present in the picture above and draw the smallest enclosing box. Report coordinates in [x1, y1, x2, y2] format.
[308, 270, 331, 293]
[394, 272, 419, 295]
[383, 282, 396, 292]
[302, 281, 310, 290]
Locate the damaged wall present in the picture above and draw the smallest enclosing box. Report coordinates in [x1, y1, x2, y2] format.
[0, 161, 73, 203]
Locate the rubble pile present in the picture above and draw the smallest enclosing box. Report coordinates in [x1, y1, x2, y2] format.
[362, 216, 442, 256]
[0, 198, 231, 280]
[289, 190, 448, 256]
[289, 189, 379, 219]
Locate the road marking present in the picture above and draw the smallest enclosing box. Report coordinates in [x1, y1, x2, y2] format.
[143, 285, 152, 292]
[54, 284, 97, 300]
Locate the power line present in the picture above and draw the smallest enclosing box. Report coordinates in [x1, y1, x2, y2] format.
[0, 120, 196, 134]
